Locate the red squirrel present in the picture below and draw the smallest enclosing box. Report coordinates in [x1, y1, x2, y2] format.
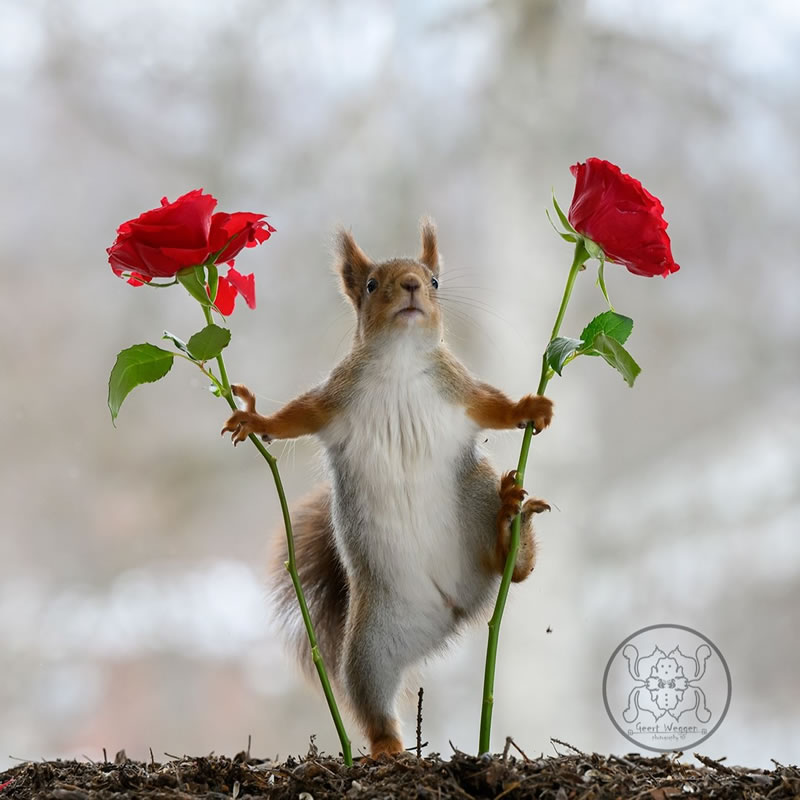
[221, 222, 553, 757]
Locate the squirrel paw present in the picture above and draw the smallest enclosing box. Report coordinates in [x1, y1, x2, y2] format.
[513, 394, 553, 434]
[495, 471, 549, 581]
[220, 384, 272, 445]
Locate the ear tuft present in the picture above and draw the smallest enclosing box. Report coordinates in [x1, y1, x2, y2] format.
[336, 229, 372, 308]
[419, 218, 439, 273]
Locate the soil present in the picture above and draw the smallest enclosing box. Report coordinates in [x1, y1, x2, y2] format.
[0, 740, 795, 799]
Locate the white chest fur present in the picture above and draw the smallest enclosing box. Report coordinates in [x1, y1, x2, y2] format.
[320, 340, 478, 600]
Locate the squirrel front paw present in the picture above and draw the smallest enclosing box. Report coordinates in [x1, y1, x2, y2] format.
[513, 394, 553, 434]
[220, 384, 273, 445]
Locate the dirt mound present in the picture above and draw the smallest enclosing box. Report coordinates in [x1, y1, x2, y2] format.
[0, 742, 794, 799]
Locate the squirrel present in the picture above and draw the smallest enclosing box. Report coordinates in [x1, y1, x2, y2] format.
[221, 221, 553, 757]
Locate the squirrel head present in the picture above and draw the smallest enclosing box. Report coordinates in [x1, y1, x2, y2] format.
[336, 220, 443, 346]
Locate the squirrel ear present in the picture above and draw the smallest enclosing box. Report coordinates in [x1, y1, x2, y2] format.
[336, 229, 372, 308]
[419, 218, 439, 274]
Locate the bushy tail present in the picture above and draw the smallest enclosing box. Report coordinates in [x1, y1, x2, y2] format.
[269, 485, 349, 679]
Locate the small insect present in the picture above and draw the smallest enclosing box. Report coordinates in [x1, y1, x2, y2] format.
[546, 626, 553, 634]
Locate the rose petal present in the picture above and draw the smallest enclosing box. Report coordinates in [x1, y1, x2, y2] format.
[226, 267, 256, 309]
[108, 189, 217, 280]
[211, 276, 237, 316]
[210, 212, 272, 264]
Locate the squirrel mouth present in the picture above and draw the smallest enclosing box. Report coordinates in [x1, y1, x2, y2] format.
[396, 306, 424, 318]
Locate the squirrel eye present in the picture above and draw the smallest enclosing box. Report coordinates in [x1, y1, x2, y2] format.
[366, 277, 378, 294]
[431, 276, 439, 289]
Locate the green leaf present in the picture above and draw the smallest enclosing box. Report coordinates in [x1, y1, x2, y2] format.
[596, 257, 614, 310]
[187, 324, 231, 361]
[545, 336, 583, 376]
[579, 311, 633, 348]
[583, 238, 604, 260]
[585, 333, 641, 387]
[162, 330, 191, 357]
[206, 262, 219, 303]
[552, 192, 576, 234]
[108, 344, 174, 422]
[545, 209, 577, 243]
[177, 265, 212, 307]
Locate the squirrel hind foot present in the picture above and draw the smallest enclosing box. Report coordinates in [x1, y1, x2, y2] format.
[369, 734, 405, 759]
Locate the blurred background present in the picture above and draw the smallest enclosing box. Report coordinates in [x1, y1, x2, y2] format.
[1, 0, 798, 772]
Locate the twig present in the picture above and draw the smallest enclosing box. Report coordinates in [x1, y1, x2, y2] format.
[550, 737, 584, 755]
[102, 748, 107, 765]
[508, 737, 532, 762]
[694, 753, 734, 775]
[448, 741, 469, 757]
[149, 748, 156, 769]
[416, 687, 424, 758]
[247, 734, 251, 761]
[502, 737, 511, 763]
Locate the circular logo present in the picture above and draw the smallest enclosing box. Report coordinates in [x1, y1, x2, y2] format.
[602, 624, 731, 752]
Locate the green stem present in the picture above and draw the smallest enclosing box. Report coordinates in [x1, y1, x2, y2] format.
[201, 306, 353, 766]
[478, 240, 588, 755]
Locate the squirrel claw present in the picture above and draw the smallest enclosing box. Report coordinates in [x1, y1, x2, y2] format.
[522, 497, 551, 516]
[221, 408, 270, 445]
[497, 470, 527, 519]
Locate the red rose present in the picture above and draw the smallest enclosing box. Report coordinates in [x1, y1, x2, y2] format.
[568, 159, 679, 278]
[108, 191, 275, 291]
[108, 190, 217, 284]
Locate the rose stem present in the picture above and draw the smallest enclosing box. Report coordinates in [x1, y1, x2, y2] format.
[201, 305, 353, 767]
[478, 240, 589, 755]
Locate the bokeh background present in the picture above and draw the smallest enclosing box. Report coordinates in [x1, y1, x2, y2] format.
[2, 0, 798, 771]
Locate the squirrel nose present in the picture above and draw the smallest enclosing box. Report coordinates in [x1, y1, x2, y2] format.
[400, 274, 421, 294]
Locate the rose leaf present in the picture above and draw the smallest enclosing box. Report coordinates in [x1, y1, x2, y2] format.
[583, 332, 641, 387]
[187, 324, 232, 361]
[579, 311, 633, 347]
[108, 344, 175, 423]
[545, 336, 584, 376]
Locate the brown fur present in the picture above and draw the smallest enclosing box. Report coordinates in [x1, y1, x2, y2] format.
[466, 386, 553, 433]
[419, 218, 439, 273]
[270, 486, 349, 677]
[336, 230, 374, 310]
[351, 258, 442, 342]
[221, 384, 334, 444]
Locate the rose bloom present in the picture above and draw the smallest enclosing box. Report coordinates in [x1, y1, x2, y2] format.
[108, 189, 274, 313]
[568, 158, 679, 278]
